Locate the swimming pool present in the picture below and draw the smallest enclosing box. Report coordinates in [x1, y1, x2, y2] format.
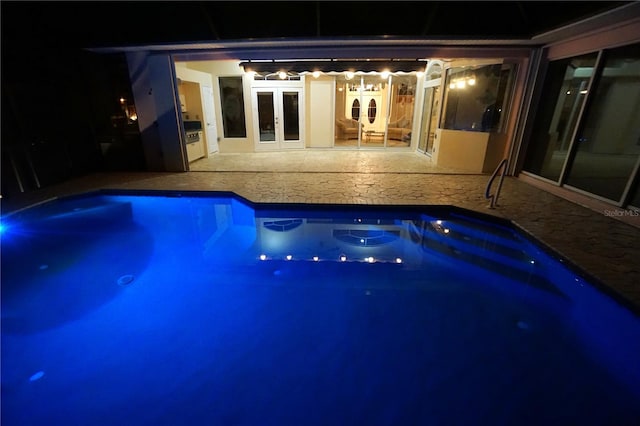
[2, 190, 639, 425]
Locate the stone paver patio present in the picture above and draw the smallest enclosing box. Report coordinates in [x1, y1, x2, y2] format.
[2, 151, 639, 310]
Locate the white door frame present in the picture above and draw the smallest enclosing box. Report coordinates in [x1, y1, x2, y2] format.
[251, 80, 304, 151]
[201, 85, 219, 154]
[417, 78, 442, 156]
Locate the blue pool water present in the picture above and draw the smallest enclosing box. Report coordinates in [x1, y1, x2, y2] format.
[1, 190, 639, 425]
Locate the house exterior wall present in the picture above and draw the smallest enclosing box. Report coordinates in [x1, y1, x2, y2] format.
[127, 51, 186, 172]
[123, 4, 640, 197]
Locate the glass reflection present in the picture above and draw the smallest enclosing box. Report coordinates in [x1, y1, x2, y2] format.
[441, 63, 503, 132]
[388, 74, 416, 148]
[418, 85, 440, 155]
[334, 74, 361, 147]
[523, 54, 598, 181]
[630, 180, 640, 208]
[565, 43, 640, 202]
[282, 91, 300, 141]
[257, 92, 275, 141]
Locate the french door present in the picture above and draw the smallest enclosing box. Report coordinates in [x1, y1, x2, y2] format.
[251, 86, 304, 150]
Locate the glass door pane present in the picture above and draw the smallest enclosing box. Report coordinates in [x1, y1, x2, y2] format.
[417, 87, 431, 152]
[418, 85, 440, 155]
[388, 74, 416, 148]
[522, 53, 598, 181]
[281, 91, 299, 141]
[257, 91, 276, 142]
[278, 88, 303, 148]
[426, 86, 440, 154]
[565, 43, 640, 202]
[335, 74, 361, 147]
[361, 75, 385, 147]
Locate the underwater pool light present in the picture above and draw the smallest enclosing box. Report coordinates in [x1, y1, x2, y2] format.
[286, 255, 292, 261]
[340, 254, 347, 262]
[259, 254, 267, 261]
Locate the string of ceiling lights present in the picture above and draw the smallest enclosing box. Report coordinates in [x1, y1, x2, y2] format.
[240, 59, 430, 80]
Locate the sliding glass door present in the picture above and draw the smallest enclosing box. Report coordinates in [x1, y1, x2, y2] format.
[563, 43, 640, 203]
[387, 74, 416, 148]
[334, 74, 362, 148]
[522, 54, 598, 182]
[522, 41, 640, 207]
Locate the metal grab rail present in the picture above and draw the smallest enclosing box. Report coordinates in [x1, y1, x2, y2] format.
[485, 158, 509, 209]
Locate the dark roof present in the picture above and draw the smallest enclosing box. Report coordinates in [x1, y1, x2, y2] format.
[1, 1, 632, 50]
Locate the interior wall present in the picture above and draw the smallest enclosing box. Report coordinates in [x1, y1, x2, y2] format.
[307, 76, 334, 148]
[175, 65, 216, 156]
[188, 60, 255, 153]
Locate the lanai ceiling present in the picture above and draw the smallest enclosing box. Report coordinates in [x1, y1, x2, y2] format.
[1, 1, 633, 51]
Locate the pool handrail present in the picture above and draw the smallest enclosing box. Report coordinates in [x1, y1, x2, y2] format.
[485, 158, 509, 209]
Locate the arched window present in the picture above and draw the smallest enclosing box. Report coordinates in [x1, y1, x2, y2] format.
[351, 99, 360, 120]
[368, 99, 377, 123]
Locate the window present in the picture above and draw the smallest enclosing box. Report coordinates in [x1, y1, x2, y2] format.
[441, 63, 503, 132]
[219, 76, 247, 138]
[367, 99, 377, 123]
[351, 99, 360, 120]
